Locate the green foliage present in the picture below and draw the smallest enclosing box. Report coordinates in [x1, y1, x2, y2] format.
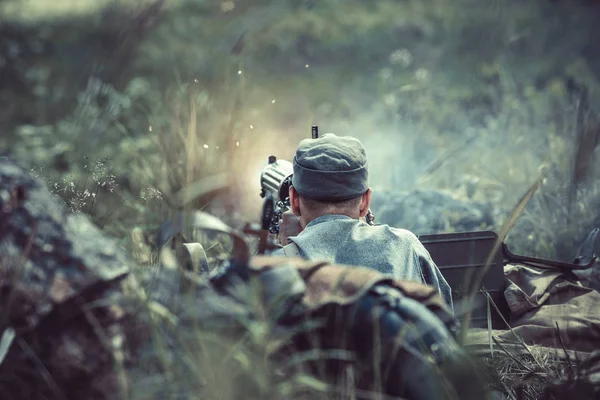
[3, 0, 600, 256]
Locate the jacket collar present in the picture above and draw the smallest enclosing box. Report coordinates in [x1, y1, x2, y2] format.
[305, 214, 354, 229]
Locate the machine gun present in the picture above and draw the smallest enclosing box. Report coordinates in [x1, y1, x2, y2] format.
[259, 155, 294, 236]
[240, 154, 293, 254]
[259, 124, 319, 236]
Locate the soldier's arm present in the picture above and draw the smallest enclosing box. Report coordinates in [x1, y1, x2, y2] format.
[415, 244, 454, 311]
[395, 229, 454, 311]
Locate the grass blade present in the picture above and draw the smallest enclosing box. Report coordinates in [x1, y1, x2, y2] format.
[460, 176, 542, 341]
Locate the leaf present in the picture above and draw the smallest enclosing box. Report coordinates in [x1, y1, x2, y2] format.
[174, 173, 230, 208]
[233, 350, 251, 370]
[148, 300, 179, 327]
[293, 375, 330, 392]
[189, 210, 250, 265]
[0, 328, 15, 366]
[460, 177, 541, 341]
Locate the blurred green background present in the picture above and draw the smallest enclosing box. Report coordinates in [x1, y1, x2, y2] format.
[2, 0, 600, 261]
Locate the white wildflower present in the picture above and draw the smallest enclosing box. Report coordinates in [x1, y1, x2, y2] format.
[389, 49, 412, 67]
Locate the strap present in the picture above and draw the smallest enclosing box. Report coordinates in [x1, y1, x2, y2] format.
[282, 242, 301, 258]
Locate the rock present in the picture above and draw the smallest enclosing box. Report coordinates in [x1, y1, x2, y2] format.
[0, 155, 145, 400]
[0, 155, 234, 399]
[370, 189, 496, 234]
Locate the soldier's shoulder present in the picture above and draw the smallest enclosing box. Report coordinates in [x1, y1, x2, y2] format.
[376, 225, 431, 255]
[355, 222, 418, 245]
[378, 224, 420, 242]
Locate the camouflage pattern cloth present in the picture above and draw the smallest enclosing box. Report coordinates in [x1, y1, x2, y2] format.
[211, 255, 486, 400]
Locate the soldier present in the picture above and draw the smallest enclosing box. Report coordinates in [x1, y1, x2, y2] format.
[272, 133, 453, 309]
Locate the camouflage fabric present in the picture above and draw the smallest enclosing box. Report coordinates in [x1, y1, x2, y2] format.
[236, 256, 483, 400]
[467, 263, 600, 360]
[249, 255, 456, 331]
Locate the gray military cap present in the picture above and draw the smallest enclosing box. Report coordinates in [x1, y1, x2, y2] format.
[291, 133, 369, 201]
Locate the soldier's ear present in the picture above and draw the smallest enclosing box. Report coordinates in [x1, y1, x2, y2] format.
[359, 188, 372, 217]
[289, 186, 302, 216]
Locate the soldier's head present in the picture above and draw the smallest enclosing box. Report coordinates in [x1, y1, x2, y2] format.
[289, 133, 372, 227]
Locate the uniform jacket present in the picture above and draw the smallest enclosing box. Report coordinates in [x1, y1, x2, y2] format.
[272, 214, 453, 309]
